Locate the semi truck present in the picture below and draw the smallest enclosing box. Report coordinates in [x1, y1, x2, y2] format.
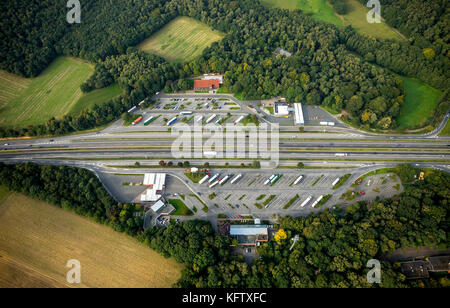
[293, 175, 304, 185]
[332, 177, 340, 187]
[181, 111, 193, 115]
[132, 116, 143, 125]
[209, 180, 219, 188]
[300, 196, 312, 207]
[143, 116, 154, 125]
[167, 117, 178, 126]
[234, 115, 245, 126]
[264, 175, 276, 185]
[198, 174, 210, 185]
[270, 174, 280, 184]
[205, 114, 216, 124]
[208, 173, 220, 183]
[311, 195, 324, 208]
[230, 174, 242, 184]
[335, 153, 348, 157]
[219, 174, 232, 185]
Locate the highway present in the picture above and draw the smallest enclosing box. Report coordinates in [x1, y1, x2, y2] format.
[0, 93, 448, 171]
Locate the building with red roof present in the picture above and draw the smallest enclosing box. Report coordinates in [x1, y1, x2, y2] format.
[193, 79, 220, 91]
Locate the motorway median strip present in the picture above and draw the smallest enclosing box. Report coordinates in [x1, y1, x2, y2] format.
[3, 145, 449, 154]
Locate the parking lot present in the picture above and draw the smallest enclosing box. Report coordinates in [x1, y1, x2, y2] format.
[149, 97, 241, 112]
[188, 171, 347, 212]
[302, 105, 345, 128]
[100, 168, 373, 217]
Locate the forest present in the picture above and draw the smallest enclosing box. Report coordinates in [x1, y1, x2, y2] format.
[0, 162, 448, 288]
[0, 0, 448, 137]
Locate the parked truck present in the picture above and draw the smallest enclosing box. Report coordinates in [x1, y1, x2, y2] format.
[167, 117, 178, 126]
[143, 116, 154, 125]
[264, 175, 276, 185]
[293, 175, 304, 185]
[230, 174, 242, 184]
[311, 195, 324, 208]
[300, 196, 312, 207]
[208, 173, 220, 183]
[132, 116, 143, 125]
[205, 114, 217, 124]
[219, 174, 232, 185]
[198, 174, 210, 185]
[234, 115, 245, 126]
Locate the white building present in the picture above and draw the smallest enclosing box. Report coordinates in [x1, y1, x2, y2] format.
[202, 74, 223, 84]
[294, 103, 304, 125]
[274, 101, 289, 116]
[151, 199, 165, 212]
[141, 173, 166, 202]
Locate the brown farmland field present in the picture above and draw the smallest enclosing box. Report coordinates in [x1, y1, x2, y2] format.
[0, 191, 183, 288]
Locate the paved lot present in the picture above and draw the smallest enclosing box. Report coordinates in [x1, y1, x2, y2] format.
[99, 168, 383, 219]
[302, 105, 345, 128]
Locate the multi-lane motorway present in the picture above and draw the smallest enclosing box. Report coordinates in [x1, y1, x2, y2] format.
[1, 94, 449, 165]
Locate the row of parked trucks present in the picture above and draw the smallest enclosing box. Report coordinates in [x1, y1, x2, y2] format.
[196, 171, 326, 208]
[198, 173, 244, 188]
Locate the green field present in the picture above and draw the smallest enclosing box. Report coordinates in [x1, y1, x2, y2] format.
[168, 199, 194, 216]
[0, 57, 122, 128]
[69, 83, 123, 115]
[339, 0, 403, 41]
[137, 16, 225, 63]
[396, 77, 443, 130]
[261, 0, 403, 40]
[439, 121, 450, 136]
[261, 0, 343, 26]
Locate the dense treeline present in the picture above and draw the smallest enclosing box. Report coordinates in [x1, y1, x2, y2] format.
[0, 162, 448, 287]
[0, 162, 143, 235]
[0, 0, 69, 77]
[0, 0, 172, 77]
[1, 0, 449, 136]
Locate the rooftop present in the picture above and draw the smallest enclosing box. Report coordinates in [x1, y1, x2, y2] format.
[194, 79, 219, 89]
[230, 225, 268, 236]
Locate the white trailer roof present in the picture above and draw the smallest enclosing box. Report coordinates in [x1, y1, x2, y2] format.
[294, 103, 304, 125]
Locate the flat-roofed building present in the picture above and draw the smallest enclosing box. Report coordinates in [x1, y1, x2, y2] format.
[294, 103, 304, 125]
[141, 173, 166, 202]
[401, 255, 450, 279]
[151, 199, 165, 213]
[230, 225, 269, 246]
[274, 101, 289, 116]
[202, 74, 223, 84]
